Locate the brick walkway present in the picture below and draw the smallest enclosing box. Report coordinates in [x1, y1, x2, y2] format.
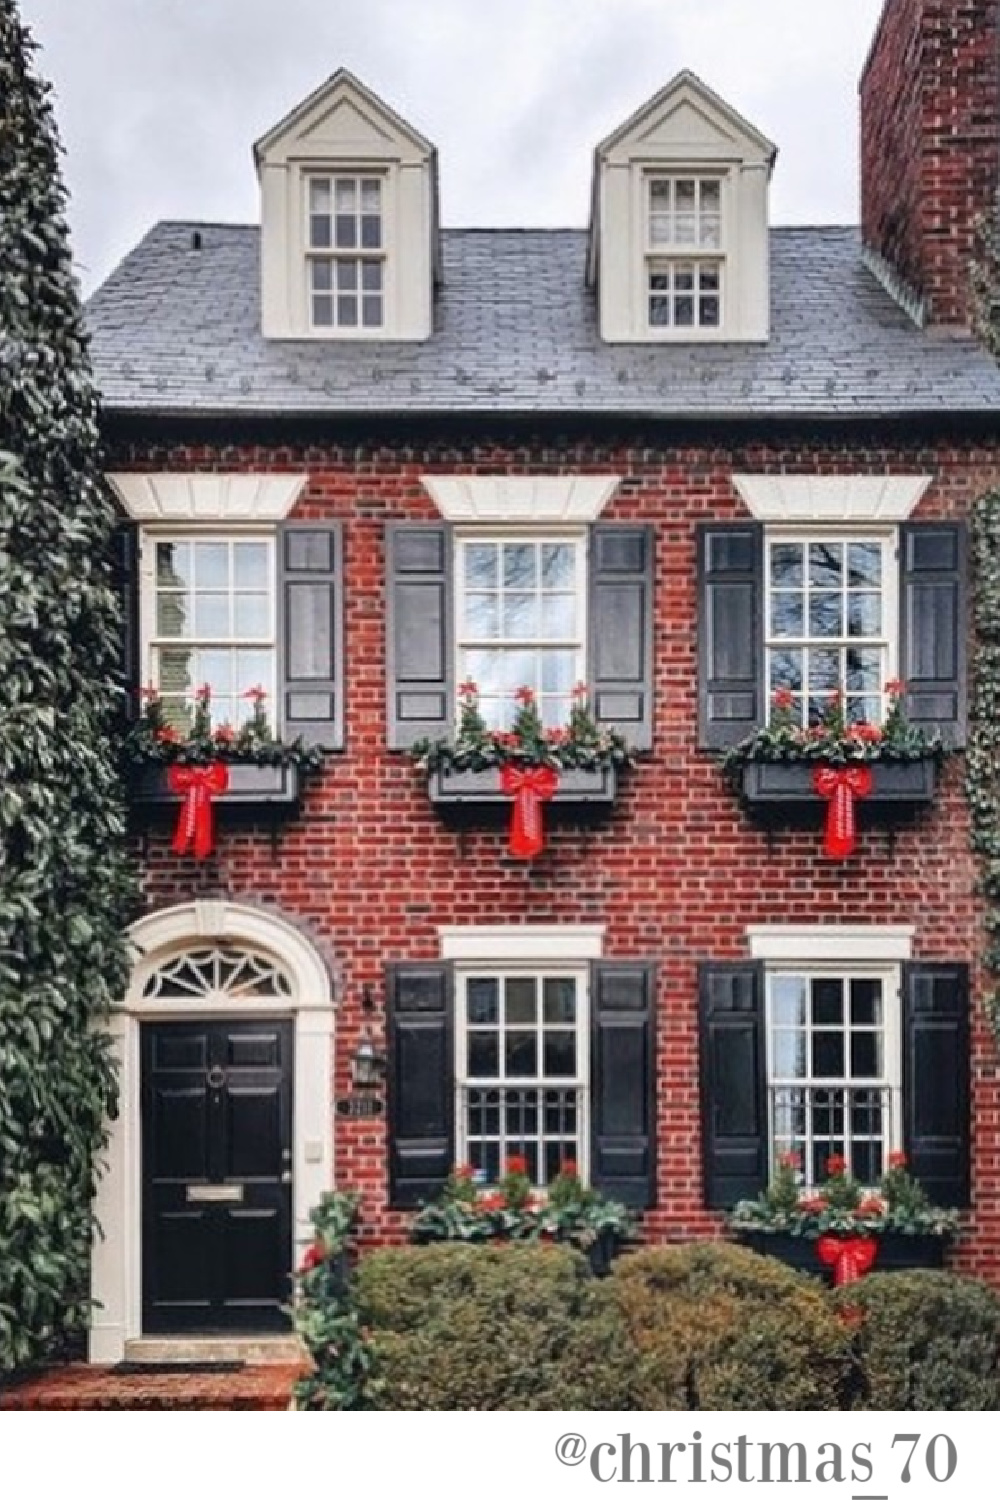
[0, 1363, 303, 1411]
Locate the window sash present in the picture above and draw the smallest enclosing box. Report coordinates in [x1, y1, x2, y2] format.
[305, 173, 387, 330]
[646, 176, 724, 252]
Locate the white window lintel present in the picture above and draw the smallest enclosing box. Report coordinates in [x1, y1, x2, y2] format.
[747, 925, 915, 964]
[734, 475, 933, 524]
[108, 472, 307, 523]
[440, 925, 605, 963]
[422, 476, 620, 524]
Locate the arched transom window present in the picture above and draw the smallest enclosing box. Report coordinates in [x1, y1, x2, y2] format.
[142, 945, 294, 1002]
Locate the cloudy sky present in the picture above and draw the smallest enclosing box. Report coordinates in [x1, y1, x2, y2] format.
[19, 0, 885, 296]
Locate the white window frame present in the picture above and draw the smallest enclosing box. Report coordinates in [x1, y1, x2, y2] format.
[764, 525, 899, 728]
[643, 170, 727, 335]
[303, 169, 389, 335]
[454, 962, 591, 1187]
[454, 527, 588, 731]
[764, 961, 903, 1189]
[139, 527, 278, 730]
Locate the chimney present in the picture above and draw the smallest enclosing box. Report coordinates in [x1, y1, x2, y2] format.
[860, 0, 1000, 327]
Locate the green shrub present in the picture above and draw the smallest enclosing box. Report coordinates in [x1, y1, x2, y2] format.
[613, 1243, 852, 1410]
[834, 1269, 1000, 1410]
[354, 1243, 634, 1410]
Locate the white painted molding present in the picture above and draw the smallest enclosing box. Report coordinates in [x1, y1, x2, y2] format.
[732, 475, 932, 523]
[747, 925, 915, 962]
[439, 924, 606, 962]
[422, 476, 620, 524]
[107, 472, 308, 523]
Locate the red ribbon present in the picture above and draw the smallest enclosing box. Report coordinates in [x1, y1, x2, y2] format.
[499, 764, 559, 859]
[817, 1234, 878, 1286]
[812, 765, 874, 859]
[167, 762, 230, 859]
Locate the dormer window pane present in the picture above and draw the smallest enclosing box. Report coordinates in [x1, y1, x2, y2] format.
[306, 174, 386, 330]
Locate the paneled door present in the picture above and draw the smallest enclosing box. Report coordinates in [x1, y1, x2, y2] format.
[141, 1019, 294, 1333]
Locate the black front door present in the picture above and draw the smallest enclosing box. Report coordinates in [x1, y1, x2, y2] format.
[142, 1018, 294, 1334]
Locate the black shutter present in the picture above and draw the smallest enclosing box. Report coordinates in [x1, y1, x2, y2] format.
[386, 523, 453, 749]
[277, 522, 344, 749]
[699, 962, 767, 1209]
[387, 963, 454, 1208]
[899, 522, 967, 747]
[111, 522, 140, 721]
[697, 523, 764, 749]
[588, 525, 654, 751]
[590, 962, 655, 1207]
[902, 962, 970, 1208]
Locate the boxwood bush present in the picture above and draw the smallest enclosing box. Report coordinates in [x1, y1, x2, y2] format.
[834, 1269, 1000, 1410]
[353, 1243, 635, 1410]
[613, 1243, 854, 1410]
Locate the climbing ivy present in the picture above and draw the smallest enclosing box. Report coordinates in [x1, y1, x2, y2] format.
[0, 2, 135, 1373]
[968, 489, 1000, 1045]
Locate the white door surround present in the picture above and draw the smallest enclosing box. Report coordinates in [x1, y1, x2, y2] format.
[89, 900, 335, 1365]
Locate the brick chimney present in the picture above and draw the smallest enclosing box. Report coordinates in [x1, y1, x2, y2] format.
[860, 0, 1000, 327]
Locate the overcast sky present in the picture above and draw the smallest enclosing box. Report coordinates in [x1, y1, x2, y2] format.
[18, 0, 886, 297]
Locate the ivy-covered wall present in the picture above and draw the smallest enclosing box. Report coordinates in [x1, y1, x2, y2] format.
[0, 1, 134, 1373]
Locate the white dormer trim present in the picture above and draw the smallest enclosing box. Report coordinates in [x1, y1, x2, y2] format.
[733, 475, 933, 523]
[421, 475, 620, 524]
[255, 69, 438, 342]
[107, 472, 307, 522]
[588, 71, 776, 346]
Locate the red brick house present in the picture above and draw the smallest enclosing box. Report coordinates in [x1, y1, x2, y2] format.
[83, 0, 1000, 1361]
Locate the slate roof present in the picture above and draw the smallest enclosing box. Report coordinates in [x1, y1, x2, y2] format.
[85, 222, 1000, 419]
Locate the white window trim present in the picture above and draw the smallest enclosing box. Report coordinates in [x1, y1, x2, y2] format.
[107, 473, 307, 523]
[421, 475, 620, 524]
[139, 528, 278, 724]
[763, 525, 899, 726]
[764, 961, 904, 1185]
[733, 474, 932, 524]
[635, 163, 733, 342]
[454, 962, 592, 1185]
[439, 924, 605, 963]
[454, 527, 587, 730]
[303, 168, 389, 334]
[747, 925, 915, 963]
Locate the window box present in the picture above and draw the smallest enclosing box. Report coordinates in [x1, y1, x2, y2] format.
[428, 763, 618, 807]
[130, 762, 301, 808]
[735, 1229, 948, 1282]
[739, 758, 937, 809]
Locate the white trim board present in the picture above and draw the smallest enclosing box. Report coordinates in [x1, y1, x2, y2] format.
[733, 475, 932, 523]
[747, 925, 915, 962]
[439, 925, 605, 962]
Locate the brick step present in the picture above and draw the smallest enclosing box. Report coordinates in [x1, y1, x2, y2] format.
[0, 1363, 303, 1411]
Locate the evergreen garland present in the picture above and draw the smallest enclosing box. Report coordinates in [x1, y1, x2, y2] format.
[0, 2, 135, 1372]
[968, 488, 1000, 1045]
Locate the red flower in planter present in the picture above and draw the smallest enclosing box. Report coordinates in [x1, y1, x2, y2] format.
[300, 1242, 326, 1272]
[857, 1197, 884, 1216]
[560, 1159, 578, 1177]
[798, 1195, 828, 1213]
[514, 686, 535, 705]
[772, 688, 795, 711]
[506, 1155, 528, 1176]
[777, 1150, 801, 1170]
[824, 1154, 847, 1177]
[885, 678, 906, 698]
[887, 1150, 908, 1169]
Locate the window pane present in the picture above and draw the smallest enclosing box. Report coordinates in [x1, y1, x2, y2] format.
[541, 544, 575, 588]
[771, 975, 807, 1027]
[809, 543, 843, 588]
[465, 544, 498, 589]
[649, 180, 670, 208]
[809, 592, 842, 636]
[772, 1030, 807, 1078]
[850, 979, 882, 1027]
[505, 978, 536, 1026]
[311, 261, 333, 291]
[503, 544, 536, 589]
[846, 648, 881, 691]
[501, 650, 538, 694]
[700, 297, 720, 326]
[769, 649, 803, 692]
[543, 1032, 576, 1077]
[361, 260, 383, 291]
[809, 649, 840, 691]
[699, 265, 720, 290]
[813, 979, 843, 1025]
[312, 295, 333, 326]
[361, 179, 381, 212]
[194, 542, 229, 589]
[235, 650, 273, 695]
[463, 594, 499, 640]
[468, 1032, 499, 1078]
[462, 649, 502, 694]
[850, 1032, 882, 1079]
[701, 181, 721, 212]
[543, 977, 576, 1024]
[233, 542, 269, 590]
[199, 650, 234, 698]
[361, 296, 383, 327]
[540, 650, 576, 694]
[848, 543, 882, 587]
[770, 593, 803, 637]
[812, 1032, 845, 1077]
[233, 594, 270, 639]
[360, 216, 381, 250]
[309, 216, 331, 249]
[467, 978, 498, 1026]
[156, 594, 189, 638]
[334, 215, 356, 249]
[675, 296, 694, 326]
[541, 593, 576, 637]
[194, 593, 229, 636]
[848, 593, 881, 637]
[502, 593, 539, 639]
[505, 1032, 537, 1078]
[156, 540, 191, 589]
[309, 179, 332, 214]
[770, 544, 803, 588]
[336, 261, 358, 291]
[334, 179, 356, 212]
[158, 646, 193, 697]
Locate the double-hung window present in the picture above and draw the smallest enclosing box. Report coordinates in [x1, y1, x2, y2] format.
[456, 534, 586, 730]
[646, 174, 724, 331]
[766, 533, 896, 726]
[456, 967, 588, 1185]
[306, 173, 385, 330]
[766, 966, 902, 1186]
[148, 534, 277, 729]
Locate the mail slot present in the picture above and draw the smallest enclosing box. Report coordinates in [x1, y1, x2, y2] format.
[185, 1183, 245, 1204]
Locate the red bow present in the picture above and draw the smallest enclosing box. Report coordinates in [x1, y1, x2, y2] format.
[167, 762, 230, 859]
[499, 764, 559, 859]
[812, 765, 874, 859]
[816, 1233, 878, 1286]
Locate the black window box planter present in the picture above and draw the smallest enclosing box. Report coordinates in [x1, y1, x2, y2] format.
[735, 1229, 948, 1283]
[739, 758, 937, 813]
[428, 763, 617, 806]
[130, 762, 301, 808]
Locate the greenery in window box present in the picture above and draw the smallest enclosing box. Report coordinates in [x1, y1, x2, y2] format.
[968, 487, 1000, 1046]
[411, 1158, 636, 1255]
[729, 1152, 959, 1241]
[412, 681, 632, 775]
[721, 682, 947, 782]
[124, 684, 324, 773]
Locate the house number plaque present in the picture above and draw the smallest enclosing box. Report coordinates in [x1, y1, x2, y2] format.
[336, 1097, 384, 1118]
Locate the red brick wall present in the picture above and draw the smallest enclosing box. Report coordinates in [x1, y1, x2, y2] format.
[114, 427, 1000, 1282]
[861, 0, 1000, 326]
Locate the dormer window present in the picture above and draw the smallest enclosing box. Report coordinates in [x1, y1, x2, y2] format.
[647, 176, 723, 330]
[306, 174, 385, 329]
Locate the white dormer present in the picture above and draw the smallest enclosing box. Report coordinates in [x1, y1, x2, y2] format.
[254, 69, 440, 341]
[587, 71, 777, 344]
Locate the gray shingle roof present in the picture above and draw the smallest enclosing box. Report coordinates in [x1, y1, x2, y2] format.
[85, 222, 1000, 419]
